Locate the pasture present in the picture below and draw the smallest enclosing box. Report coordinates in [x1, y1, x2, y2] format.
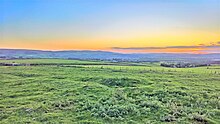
[0, 59, 220, 123]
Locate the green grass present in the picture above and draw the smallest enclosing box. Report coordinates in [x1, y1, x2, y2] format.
[0, 59, 220, 123]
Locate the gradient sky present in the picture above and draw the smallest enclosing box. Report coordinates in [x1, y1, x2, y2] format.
[0, 0, 220, 53]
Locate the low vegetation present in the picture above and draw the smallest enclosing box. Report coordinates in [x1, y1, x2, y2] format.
[160, 62, 210, 68]
[0, 59, 219, 123]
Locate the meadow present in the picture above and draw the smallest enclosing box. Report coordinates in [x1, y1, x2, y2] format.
[0, 59, 220, 124]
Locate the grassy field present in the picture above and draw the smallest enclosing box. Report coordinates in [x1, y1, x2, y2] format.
[0, 59, 220, 123]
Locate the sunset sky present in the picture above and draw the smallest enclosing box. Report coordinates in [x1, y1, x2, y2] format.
[1, 0, 220, 53]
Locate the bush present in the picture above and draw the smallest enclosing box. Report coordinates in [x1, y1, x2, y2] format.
[101, 78, 140, 87]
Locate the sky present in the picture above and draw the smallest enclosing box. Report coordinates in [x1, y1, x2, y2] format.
[0, 0, 220, 53]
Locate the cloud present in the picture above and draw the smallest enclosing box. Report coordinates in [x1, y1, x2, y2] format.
[166, 46, 201, 48]
[198, 44, 205, 46]
[112, 44, 220, 50]
[111, 47, 166, 50]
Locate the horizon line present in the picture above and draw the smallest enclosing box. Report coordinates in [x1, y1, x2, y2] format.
[0, 48, 219, 55]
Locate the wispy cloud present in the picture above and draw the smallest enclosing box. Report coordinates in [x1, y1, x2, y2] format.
[111, 47, 166, 50]
[112, 42, 220, 50]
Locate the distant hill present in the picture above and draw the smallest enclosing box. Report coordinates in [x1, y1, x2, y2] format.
[0, 49, 220, 63]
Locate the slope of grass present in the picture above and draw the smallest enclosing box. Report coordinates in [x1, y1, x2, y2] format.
[0, 59, 220, 123]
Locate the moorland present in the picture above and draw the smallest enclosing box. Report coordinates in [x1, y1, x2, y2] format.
[0, 59, 220, 123]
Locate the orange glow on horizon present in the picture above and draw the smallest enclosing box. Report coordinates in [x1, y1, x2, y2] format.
[1, 31, 220, 53]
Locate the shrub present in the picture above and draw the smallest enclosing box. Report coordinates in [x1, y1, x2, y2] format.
[101, 78, 140, 87]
